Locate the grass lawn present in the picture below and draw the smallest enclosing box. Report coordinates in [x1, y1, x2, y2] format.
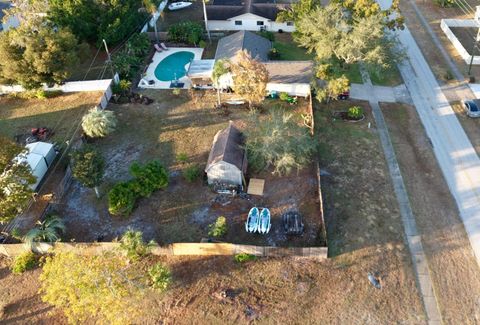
[0, 92, 103, 144]
[272, 33, 314, 61]
[369, 65, 403, 87]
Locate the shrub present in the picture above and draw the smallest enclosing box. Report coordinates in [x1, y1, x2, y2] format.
[208, 216, 227, 238]
[70, 146, 105, 197]
[82, 108, 117, 138]
[23, 214, 66, 247]
[112, 80, 132, 95]
[199, 40, 207, 48]
[119, 229, 155, 261]
[234, 253, 257, 264]
[433, 0, 455, 7]
[183, 164, 200, 182]
[176, 152, 188, 163]
[212, 59, 231, 84]
[129, 160, 169, 197]
[126, 33, 150, 57]
[347, 106, 364, 120]
[108, 182, 138, 216]
[168, 21, 203, 45]
[258, 30, 275, 42]
[172, 88, 181, 96]
[11, 251, 36, 274]
[245, 109, 317, 175]
[268, 47, 280, 60]
[148, 263, 172, 291]
[279, 92, 290, 101]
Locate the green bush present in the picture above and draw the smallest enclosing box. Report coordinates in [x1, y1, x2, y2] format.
[108, 182, 138, 216]
[279, 92, 290, 101]
[234, 253, 257, 263]
[119, 229, 155, 261]
[347, 106, 364, 120]
[199, 40, 207, 48]
[112, 80, 132, 95]
[176, 152, 188, 164]
[148, 263, 172, 291]
[11, 251, 36, 274]
[172, 88, 181, 96]
[183, 164, 200, 182]
[129, 160, 169, 197]
[168, 21, 203, 45]
[268, 47, 280, 60]
[258, 30, 275, 42]
[208, 216, 227, 238]
[433, 0, 455, 7]
[126, 33, 151, 57]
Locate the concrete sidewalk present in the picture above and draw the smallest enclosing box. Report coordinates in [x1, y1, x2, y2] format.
[350, 83, 411, 104]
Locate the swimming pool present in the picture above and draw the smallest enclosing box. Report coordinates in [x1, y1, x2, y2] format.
[154, 51, 195, 82]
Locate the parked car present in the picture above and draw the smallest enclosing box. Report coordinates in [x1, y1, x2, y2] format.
[462, 99, 480, 118]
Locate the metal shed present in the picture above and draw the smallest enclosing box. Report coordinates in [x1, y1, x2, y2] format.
[205, 122, 247, 188]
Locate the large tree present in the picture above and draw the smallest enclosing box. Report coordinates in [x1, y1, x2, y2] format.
[40, 252, 147, 324]
[294, 4, 399, 71]
[230, 50, 269, 109]
[70, 146, 105, 198]
[0, 24, 80, 89]
[0, 137, 35, 224]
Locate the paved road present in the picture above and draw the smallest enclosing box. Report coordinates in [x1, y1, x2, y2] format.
[378, 0, 480, 268]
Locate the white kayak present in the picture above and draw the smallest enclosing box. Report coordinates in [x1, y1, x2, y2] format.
[245, 207, 260, 233]
[168, 1, 192, 10]
[258, 208, 271, 234]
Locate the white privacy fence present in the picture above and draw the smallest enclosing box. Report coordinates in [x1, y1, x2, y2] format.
[0, 77, 117, 109]
[441, 19, 480, 65]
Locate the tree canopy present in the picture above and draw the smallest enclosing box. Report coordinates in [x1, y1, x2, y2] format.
[70, 146, 105, 198]
[231, 50, 269, 108]
[0, 24, 80, 89]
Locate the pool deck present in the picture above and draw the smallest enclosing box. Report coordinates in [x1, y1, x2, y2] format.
[138, 47, 204, 89]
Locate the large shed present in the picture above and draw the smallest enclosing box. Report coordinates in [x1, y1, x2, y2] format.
[18, 142, 56, 190]
[205, 122, 247, 188]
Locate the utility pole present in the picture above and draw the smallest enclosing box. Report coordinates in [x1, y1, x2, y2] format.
[203, 0, 211, 43]
[103, 39, 117, 83]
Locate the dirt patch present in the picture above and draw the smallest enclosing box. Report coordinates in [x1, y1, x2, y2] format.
[53, 91, 321, 246]
[381, 102, 480, 324]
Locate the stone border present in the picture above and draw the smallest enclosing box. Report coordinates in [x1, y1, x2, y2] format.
[440, 19, 480, 65]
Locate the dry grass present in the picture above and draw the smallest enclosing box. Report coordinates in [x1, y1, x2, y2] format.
[381, 102, 480, 324]
[0, 97, 428, 324]
[0, 92, 103, 143]
[451, 101, 480, 155]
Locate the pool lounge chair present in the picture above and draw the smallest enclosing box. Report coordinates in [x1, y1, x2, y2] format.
[160, 43, 169, 51]
[154, 43, 163, 52]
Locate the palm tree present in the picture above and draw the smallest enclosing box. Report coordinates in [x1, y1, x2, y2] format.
[24, 214, 66, 247]
[81, 107, 117, 138]
[143, 0, 159, 44]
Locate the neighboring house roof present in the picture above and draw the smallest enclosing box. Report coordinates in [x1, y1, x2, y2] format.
[215, 30, 271, 62]
[206, 0, 292, 21]
[206, 122, 246, 172]
[264, 61, 314, 84]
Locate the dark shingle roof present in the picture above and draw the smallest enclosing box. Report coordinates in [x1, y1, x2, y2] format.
[206, 0, 293, 20]
[206, 122, 246, 172]
[264, 61, 314, 84]
[215, 31, 271, 62]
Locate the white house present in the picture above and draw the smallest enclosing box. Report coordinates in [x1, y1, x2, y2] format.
[205, 0, 295, 32]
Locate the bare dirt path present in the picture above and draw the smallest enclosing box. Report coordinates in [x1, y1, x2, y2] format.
[382, 102, 480, 324]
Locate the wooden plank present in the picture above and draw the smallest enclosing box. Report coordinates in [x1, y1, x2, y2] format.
[172, 243, 234, 255]
[247, 178, 265, 196]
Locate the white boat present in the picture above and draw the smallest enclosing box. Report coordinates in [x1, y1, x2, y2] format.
[258, 208, 271, 234]
[245, 207, 260, 233]
[168, 1, 192, 10]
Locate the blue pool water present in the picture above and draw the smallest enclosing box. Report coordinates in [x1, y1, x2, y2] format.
[154, 51, 195, 82]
